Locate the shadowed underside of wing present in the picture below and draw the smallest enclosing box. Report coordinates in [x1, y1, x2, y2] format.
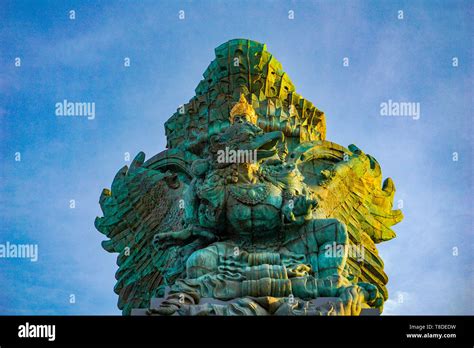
[95, 152, 189, 314]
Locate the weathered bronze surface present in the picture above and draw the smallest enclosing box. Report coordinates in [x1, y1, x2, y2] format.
[96, 39, 403, 316]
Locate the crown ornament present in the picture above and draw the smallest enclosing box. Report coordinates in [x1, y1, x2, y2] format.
[230, 94, 258, 125]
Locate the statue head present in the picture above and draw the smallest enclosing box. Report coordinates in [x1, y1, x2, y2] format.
[230, 94, 258, 125]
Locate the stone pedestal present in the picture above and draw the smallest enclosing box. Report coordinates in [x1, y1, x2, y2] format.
[131, 293, 380, 316]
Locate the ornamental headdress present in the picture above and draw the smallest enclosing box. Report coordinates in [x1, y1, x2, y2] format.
[230, 94, 258, 125]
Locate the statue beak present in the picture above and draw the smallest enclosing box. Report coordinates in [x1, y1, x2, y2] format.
[246, 131, 284, 160]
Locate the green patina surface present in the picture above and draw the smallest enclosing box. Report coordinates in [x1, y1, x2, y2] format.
[96, 39, 403, 316]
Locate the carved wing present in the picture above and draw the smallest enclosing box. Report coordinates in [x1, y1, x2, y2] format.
[95, 151, 192, 314]
[288, 141, 403, 302]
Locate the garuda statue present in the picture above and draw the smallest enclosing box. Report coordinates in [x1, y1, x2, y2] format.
[96, 39, 403, 316]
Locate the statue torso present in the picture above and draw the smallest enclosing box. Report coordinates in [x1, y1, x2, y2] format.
[225, 182, 283, 239]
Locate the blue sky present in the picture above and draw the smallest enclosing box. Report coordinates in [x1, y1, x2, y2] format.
[0, 0, 472, 315]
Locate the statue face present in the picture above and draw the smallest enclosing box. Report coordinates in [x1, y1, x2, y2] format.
[232, 114, 249, 124]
